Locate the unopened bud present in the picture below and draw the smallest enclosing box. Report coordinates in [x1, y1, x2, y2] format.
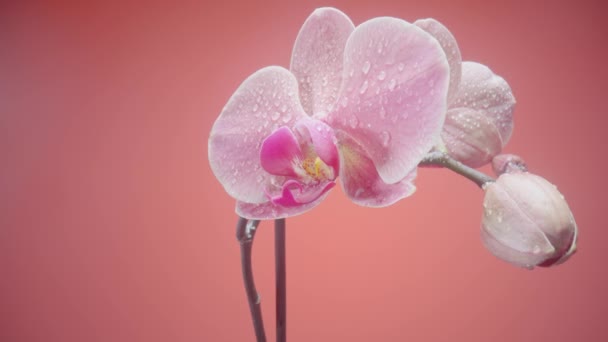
[492, 154, 528, 175]
[441, 108, 502, 168]
[441, 62, 516, 168]
[481, 172, 577, 269]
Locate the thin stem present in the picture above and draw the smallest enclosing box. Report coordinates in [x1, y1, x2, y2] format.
[274, 219, 286, 342]
[236, 217, 267, 342]
[419, 151, 495, 188]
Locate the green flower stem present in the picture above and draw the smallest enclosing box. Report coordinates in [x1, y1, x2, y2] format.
[419, 151, 495, 187]
[275, 219, 287, 342]
[236, 217, 266, 342]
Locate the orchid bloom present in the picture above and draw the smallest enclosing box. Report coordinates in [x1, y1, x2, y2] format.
[415, 19, 516, 168]
[209, 8, 450, 219]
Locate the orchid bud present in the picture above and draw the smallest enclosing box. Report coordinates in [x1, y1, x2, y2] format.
[492, 153, 527, 175]
[441, 108, 503, 167]
[481, 172, 578, 269]
[440, 62, 516, 168]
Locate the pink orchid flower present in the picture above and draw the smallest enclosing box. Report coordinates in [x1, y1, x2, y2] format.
[209, 8, 450, 219]
[415, 19, 516, 168]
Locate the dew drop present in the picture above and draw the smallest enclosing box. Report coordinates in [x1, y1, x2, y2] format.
[388, 79, 397, 91]
[341, 97, 349, 108]
[280, 104, 287, 113]
[349, 115, 359, 129]
[359, 80, 369, 94]
[252, 103, 259, 112]
[322, 76, 328, 86]
[379, 106, 387, 119]
[362, 61, 371, 74]
[281, 112, 292, 123]
[271, 111, 280, 121]
[380, 130, 391, 147]
[398, 63, 405, 71]
[377, 71, 386, 81]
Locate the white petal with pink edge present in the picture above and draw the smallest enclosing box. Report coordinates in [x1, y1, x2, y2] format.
[414, 18, 462, 102]
[208, 66, 309, 203]
[326, 17, 450, 184]
[290, 7, 355, 116]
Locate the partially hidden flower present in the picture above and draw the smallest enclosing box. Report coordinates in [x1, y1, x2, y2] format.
[481, 161, 578, 269]
[208, 8, 450, 219]
[491, 153, 527, 175]
[415, 19, 516, 168]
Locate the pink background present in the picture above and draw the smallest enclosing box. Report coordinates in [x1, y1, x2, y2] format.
[2, 1, 607, 341]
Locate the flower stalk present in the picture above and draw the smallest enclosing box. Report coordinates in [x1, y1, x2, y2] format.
[236, 217, 266, 342]
[275, 219, 287, 342]
[420, 151, 495, 187]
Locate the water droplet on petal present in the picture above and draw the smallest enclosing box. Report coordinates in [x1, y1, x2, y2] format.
[281, 111, 292, 123]
[271, 111, 280, 121]
[377, 71, 386, 81]
[398, 63, 405, 71]
[362, 61, 371, 74]
[380, 131, 391, 147]
[359, 80, 369, 94]
[252, 103, 259, 112]
[379, 106, 387, 119]
[388, 79, 397, 91]
[340, 97, 349, 108]
[349, 115, 359, 129]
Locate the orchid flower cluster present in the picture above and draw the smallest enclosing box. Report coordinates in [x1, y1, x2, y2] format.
[209, 8, 577, 270]
[209, 7, 577, 341]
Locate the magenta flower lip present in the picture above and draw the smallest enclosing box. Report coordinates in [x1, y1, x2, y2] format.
[209, 8, 452, 219]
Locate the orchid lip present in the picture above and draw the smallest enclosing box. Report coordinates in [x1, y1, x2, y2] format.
[267, 179, 336, 207]
[260, 123, 339, 209]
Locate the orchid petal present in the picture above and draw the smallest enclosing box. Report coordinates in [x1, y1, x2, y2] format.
[208, 66, 308, 203]
[269, 179, 336, 207]
[294, 117, 339, 172]
[260, 126, 302, 177]
[236, 192, 329, 220]
[337, 132, 417, 207]
[327, 17, 449, 184]
[414, 18, 462, 102]
[451, 62, 516, 145]
[290, 7, 355, 116]
[441, 107, 503, 168]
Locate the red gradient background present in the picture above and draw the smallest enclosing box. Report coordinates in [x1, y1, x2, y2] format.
[2, 1, 607, 341]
